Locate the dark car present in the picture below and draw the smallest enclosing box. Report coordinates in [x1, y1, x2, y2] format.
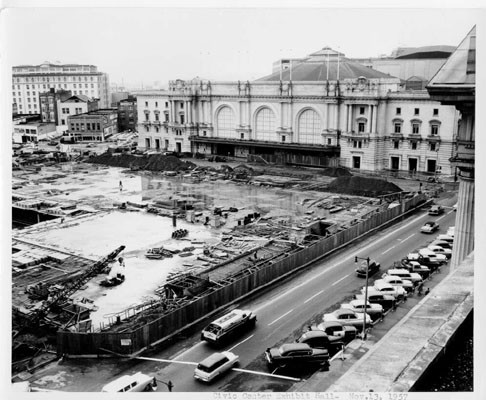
[207, 155, 227, 162]
[428, 205, 444, 216]
[407, 253, 441, 272]
[353, 293, 396, 312]
[296, 330, 343, 355]
[400, 259, 431, 279]
[355, 259, 380, 278]
[264, 343, 329, 370]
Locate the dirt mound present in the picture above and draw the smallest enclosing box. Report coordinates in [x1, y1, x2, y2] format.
[88, 153, 195, 172]
[320, 167, 352, 177]
[327, 176, 403, 197]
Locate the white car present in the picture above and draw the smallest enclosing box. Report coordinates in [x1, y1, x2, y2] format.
[101, 372, 157, 392]
[427, 245, 452, 259]
[419, 248, 447, 263]
[447, 226, 455, 237]
[194, 351, 239, 383]
[385, 268, 423, 285]
[375, 276, 414, 293]
[340, 300, 383, 321]
[363, 281, 407, 301]
[436, 234, 454, 244]
[322, 308, 372, 329]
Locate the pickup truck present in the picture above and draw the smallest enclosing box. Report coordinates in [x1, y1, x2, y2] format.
[265, 343, 330, 371]
[400, 259, 431, 279]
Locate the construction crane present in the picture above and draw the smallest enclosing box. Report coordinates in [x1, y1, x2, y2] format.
[37, 245, 126, 319]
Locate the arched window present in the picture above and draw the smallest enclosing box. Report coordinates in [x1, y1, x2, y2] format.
[216, 106, 235, 139]
[255, 108, 276, 141]
[298, 109, 321, 144]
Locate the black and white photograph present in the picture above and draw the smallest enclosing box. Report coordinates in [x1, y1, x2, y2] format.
[2, 1, 482, 398]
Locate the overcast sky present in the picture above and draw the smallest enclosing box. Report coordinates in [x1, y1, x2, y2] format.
[2, 5, 479, 88]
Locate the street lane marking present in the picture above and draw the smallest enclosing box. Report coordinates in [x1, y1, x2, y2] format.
[231, 367, 301, 382]
[381, 245, 396, 254]
[303, 290, 324, 304]
[254, 212, 430, 313]
[331, 274, 350, 286]
[173, 341, 204, 361]
[400, 233, 415, 242]
[227, 334, 254, 352]
[268, 309, 294, 326]
[133, 355, 198, 366]
[436, 213, 450, 222]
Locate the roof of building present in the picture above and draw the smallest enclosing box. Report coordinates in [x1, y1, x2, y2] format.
[69, 108, 117, 118]
[256, 48, 395, 82]
[428, 26, 476, 88]
[63, 94, 92, 103]
[393, 45, 456, 59]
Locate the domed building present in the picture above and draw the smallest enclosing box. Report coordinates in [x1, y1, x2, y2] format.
[136, 47, 459, 176]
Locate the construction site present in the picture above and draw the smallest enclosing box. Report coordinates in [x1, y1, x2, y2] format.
[11, 153, 433, 375]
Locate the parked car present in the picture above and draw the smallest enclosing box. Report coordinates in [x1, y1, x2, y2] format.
[400, 260, 431, 279]
[207, 155, 227, 162]
[296, 330, 343, 355]
[340, 299, 383, 321]
[428, 205, 444, 216]
[447, 226, 455, 237]
[452, 203, 457, 212]
[194, 351, 239, 383]
[313, 321, 358, 342]
[101, 372, 157, 392]
[375, 276, 414, 293]
[353, 293, 396, 311]
[418, 248, 447, 264]
[322, 309, 371, 330]
[430, 240, 453, 250]
[355, 259, 380, 278]
[427, 245, 452, 259]
[264, 343, 329, 370]
[437, 234, 454, 244]
[47, 140, 58, 146]
[420, 221, 440, 233]
[407, 252, 441, 271]
[363, 281, 407, 302]
[385, 268, 423, 286]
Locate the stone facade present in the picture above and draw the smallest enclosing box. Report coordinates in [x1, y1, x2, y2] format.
[134, 49, 459, 175]
[66, 109, 117, 142]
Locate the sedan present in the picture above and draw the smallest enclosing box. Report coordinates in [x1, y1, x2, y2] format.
[322, 309, 371, 330]
[420, 221, 440, 233]
[363, 281, 407, 301]
[354, 293, 396, 311]
[341, 299, 383, 321]
[194, 351, 239, 383]
[376, 276, 414, 293]
[355, 259, 380, 278]
[427, 245, 452, 259]
[296, 330, 343, 355]
[313, 321, 358, 342]
[419, 248, 447, 263]
[264, 343, 329, 370]
[430, 240, 453, 250]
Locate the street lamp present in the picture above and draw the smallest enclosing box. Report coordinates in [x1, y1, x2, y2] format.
[355, 256, 370, 340]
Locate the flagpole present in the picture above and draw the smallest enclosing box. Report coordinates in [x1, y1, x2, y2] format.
[280, 60, 283, 81]
[326, 48, 330, 81]
[337, 49, 340, 81]
[289, 60, 292, 81]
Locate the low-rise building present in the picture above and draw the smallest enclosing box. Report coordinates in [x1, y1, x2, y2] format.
[13, 116, 56, 143]
[39, 88, 72, 124]
[58, 94, 99, 132]
[117, 96, 137, 132]
[66, 109, 118, 142]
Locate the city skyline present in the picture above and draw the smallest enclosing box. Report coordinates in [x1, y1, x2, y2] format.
[3, 6, 478, 88]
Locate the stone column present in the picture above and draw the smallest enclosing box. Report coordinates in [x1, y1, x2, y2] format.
[367, 105, 372, 133]
[348, 105, 353, 132]
[373, 105, 378, 133]
[326, 103, 330, 131]
[451, 176, 475, 269]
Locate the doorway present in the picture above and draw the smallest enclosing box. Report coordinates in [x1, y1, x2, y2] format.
[427, 159, 437, 173]
[408, 158, 418, 172]
[176, 142, 182, 153]
[352, 156, 361, 169]
[390, 156, 400, 170]
[155, 139, 160, 150]
[145, 138, 151, 148]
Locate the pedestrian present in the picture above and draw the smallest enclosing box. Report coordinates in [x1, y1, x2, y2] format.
[424, 288, 430, 296]
[417, 282, 423, 296]
[167, 380, 173, 392]
[119, 180, 123, 192]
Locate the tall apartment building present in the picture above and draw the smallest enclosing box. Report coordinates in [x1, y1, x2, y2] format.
[12, 62, 110, 114]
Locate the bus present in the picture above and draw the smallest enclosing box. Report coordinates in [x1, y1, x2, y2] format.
[201, 309, 256, 345]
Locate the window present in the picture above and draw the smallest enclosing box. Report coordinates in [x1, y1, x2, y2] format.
[74, 84, 77, 88]
[430, 124, 439, 135]
[433, 108, 439, 116]
[165, 102, 169, 108]
[155, 126, 159, 133]
[359, 106, 365, 115]
[430, 142, 437, 151]
[97, 123, 100, 130]
[145, 101, 148, 107]
[155, 102, 158, 107]
[396, 107, 401, 115]
[298, 109, 321, 145]
[180, 114, 185, 124]
[216, 107, 236, 139]
[394, 123, 401, 133]
[411, 142, 417, 150]
[394, 141, 399, 149]
[327, 138, 332, 145]
[61, 119, 65, 125]
[412, 123, 420, 134]
[353, 140, 362, 148]
[358, 122, 365, 133]
[414, 108, 420, 115]
[241, 133, 245, 139]
[145, 113, 149, 121]
[180, 102, 184, 108]
[145, 126, 149, 132]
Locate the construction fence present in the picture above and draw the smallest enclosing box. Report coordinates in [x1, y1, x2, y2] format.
[57, 193, 426, 357]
